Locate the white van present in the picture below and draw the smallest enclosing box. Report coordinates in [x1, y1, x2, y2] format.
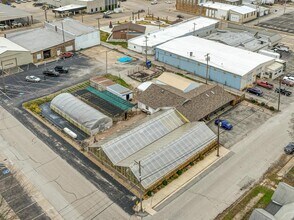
[283, 76, 294, 82]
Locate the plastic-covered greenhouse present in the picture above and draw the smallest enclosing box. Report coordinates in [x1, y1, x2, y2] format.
[50, 93, 113, 136]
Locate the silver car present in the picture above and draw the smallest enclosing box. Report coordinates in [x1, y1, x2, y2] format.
[25, 75, 41, 82]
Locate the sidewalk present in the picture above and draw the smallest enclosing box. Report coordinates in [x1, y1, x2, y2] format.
[135, 147, 230, 216]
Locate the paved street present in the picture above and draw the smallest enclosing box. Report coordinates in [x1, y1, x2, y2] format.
[0, 106, 135, 220]
[146, 102, 294, 220]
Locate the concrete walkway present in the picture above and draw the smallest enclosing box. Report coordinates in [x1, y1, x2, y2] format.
[135, 147, 230, 216]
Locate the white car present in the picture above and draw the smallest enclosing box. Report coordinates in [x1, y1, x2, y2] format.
[151, 1, 158, 4]
[283, 76, 294, 82]
[165, 0, 172, 3]
[103, 10, 114, 15]
[25, 75, 41, 82]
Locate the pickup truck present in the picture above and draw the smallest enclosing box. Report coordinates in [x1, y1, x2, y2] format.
[256, 80, 274, 89]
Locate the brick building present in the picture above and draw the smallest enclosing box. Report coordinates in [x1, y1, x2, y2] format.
[112, 22, 146, 41]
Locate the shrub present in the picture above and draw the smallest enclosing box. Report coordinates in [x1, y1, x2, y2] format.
[189, 161, 194, 166]
[147, 191, 153, 197]
[27, 103, 41, 114]
[162, 180, 168, 186]
[269, 106, 275, 111]
[260, 102, 265, 106]
[251, 99, 256, 103]
[177, 170, 183, 176]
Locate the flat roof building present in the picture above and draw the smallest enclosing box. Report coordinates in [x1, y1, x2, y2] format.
[45, 18, 100, 50]
[7, 27, 74, 63]
[128, 17, 219, 55]
[155, 36, 275, 90]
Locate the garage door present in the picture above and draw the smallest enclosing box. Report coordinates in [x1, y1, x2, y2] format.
[1, 58, 16, 69]
[65, 46, 73, 52]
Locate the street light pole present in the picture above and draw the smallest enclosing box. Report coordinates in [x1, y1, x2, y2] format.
[144, 36, 148, 64]
[96, 18, 100, 30]
[193, 23, 196, 36]
[106, 51, 108, 74]
[205, 53, 210, 84]
[217, 122, 220, 157]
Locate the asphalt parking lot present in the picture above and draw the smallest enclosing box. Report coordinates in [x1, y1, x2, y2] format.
[0, 47, 140, 106]
[258, 11, 294, 34]
[208, 101, 273, 148]
[0, 54, 100, 105]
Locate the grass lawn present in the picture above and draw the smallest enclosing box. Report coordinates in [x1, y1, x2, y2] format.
[100, 31, 110, 42]
[104, 74, 131, 89]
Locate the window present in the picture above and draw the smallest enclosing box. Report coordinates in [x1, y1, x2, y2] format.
[96, 8, 98, 11]
[146, 106, 149, 110]
[91, 8, 93, 13]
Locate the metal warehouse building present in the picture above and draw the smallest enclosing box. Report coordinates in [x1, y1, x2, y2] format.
[50, 93, 113, 136]
[90, 109, 217, 193]
[128, 17, 219, 55]
[155, 36, 275, 90]
[0, 37, 32, 70]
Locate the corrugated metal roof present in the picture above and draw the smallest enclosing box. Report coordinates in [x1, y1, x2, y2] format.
[128, 17, 219, 47]
[107, 84, 132, 95]
[0, 37, 28, 55]
[0, 3, 31, 22]
[156, 36, 274, 76]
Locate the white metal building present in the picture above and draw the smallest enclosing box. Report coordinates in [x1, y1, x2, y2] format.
[155, 36, 275, 90]
[127, 17, 219, 55]
[200, 2, 236, 20]
[41, 0, 117, 13]
[0, 37, 33, 70]
[45, 18, 100, 50]
[230, 6, 257, 23]
[106, 84, 133, 101]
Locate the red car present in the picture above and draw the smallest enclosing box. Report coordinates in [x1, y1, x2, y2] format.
[60, 52, 74, 59]
[282, 79, 294, 87]
[256, 80, 274, 89]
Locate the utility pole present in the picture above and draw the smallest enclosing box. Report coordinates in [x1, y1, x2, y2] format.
[283, 0, 287, 14]
[277, 76, 282, 111]
[205, 53, 210, 84]
[44, 9, 48, 22]
[96, 18, 100, 30]
[106, 50, 108, 74]
[193, 23, 196, 36]
[1, 62, 6, 94]
[134, 160, 143, 215]
[217, 121, 220, 157]
[61, 21, 65, 43]
[81, 11, 84, 23]
[144, 36, 148, 64]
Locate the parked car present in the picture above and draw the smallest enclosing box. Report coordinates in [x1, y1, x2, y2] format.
[256, 80, 274, 89]
[274, 44, 290, 53]
[177, 14, 184, 19]
[138, 9, 145, 13]
[247, 87, 263, 96]
[60, 52, 74, 59]
[103, 10, 113, 15]
[283, 76, 294, 82]
[25, 75, 41, 82]
[103, 14, 112, 18]
[151, 1, 157, 4]
[275, 88, 292, 96]
[54, 66, 69, 73]
[215, 119, 233, 130]
[43, 69, 60, 77]
[281, 79, 294, 87]
[284, 142, 294, 155]
[15, 0, 21, 3]
[33, 2, 43, 6]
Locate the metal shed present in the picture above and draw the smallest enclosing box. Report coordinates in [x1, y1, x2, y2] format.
[50, 93, 113, 135]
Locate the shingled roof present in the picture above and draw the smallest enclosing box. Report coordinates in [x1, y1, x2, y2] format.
[137, 84, 235, 121]
[112, 22, 146, 33]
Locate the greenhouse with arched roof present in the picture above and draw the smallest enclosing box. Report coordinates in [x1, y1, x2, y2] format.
[50, 93, 113, 136]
